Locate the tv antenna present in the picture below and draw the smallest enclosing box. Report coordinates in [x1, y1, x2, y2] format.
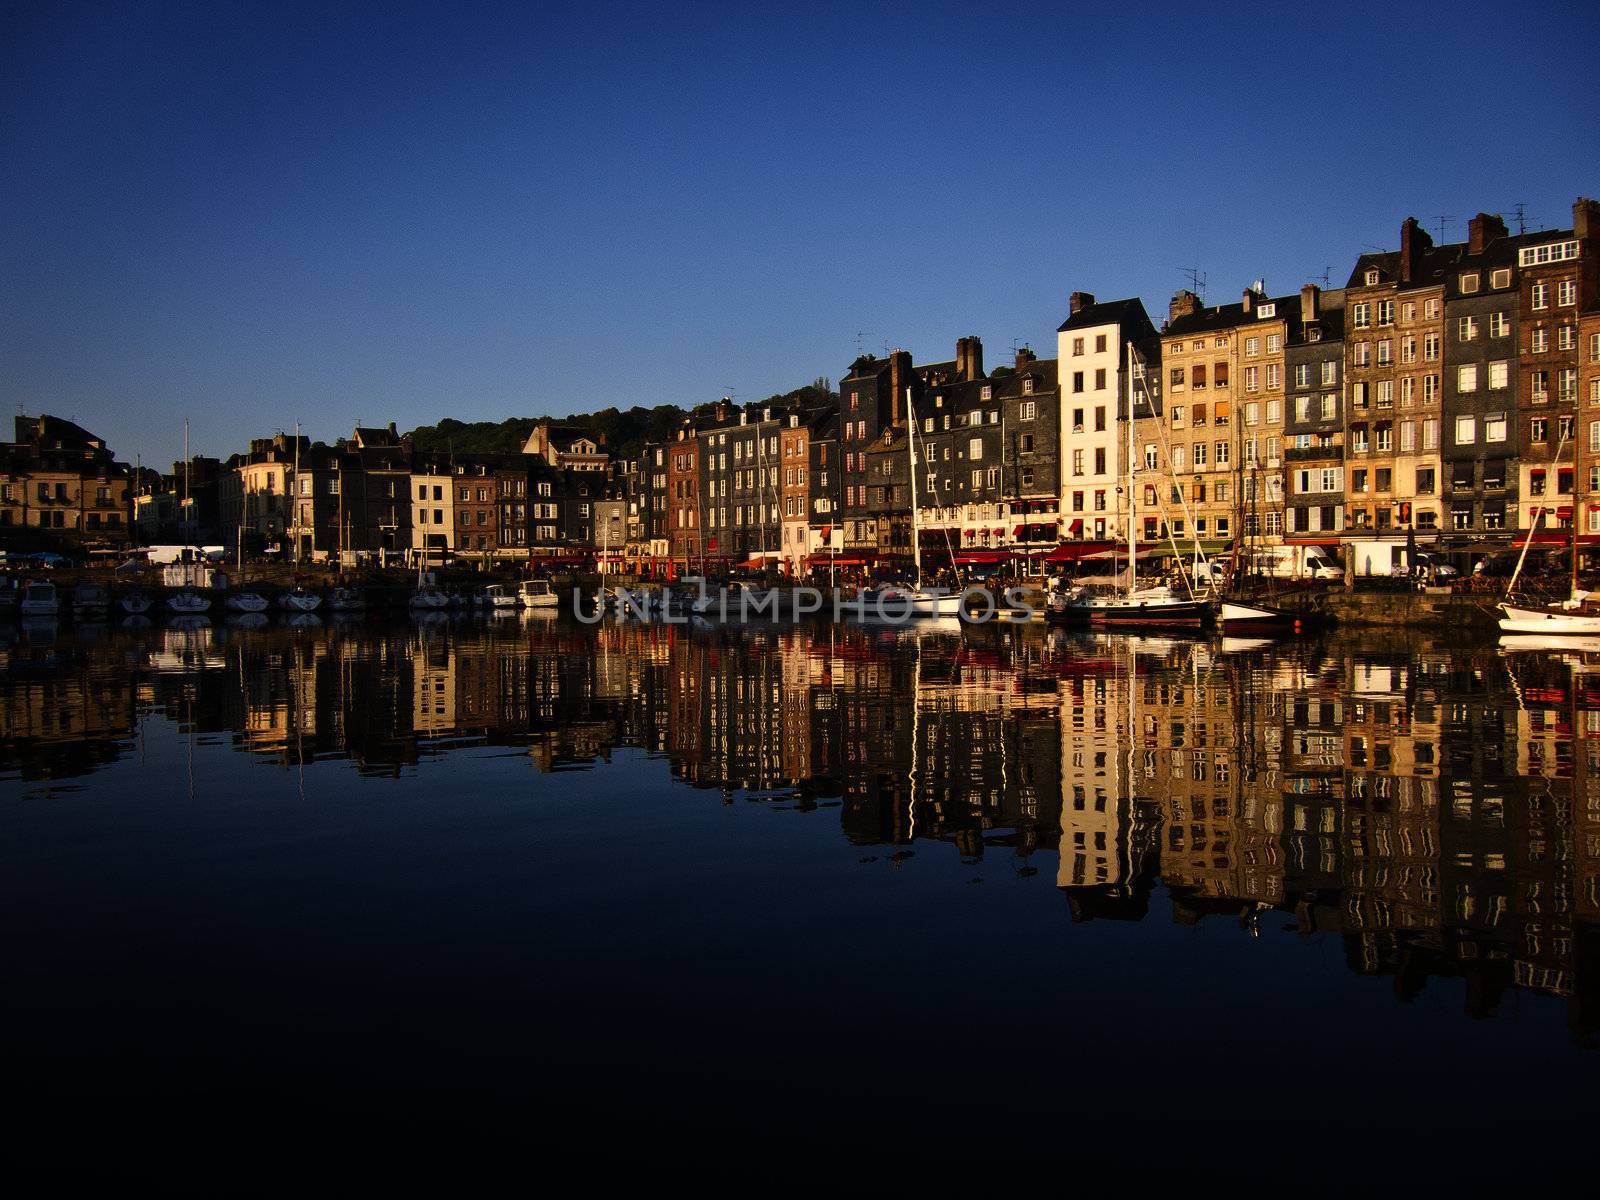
[1178, 265, 1207, 299]
[1432, 215, 1454, 243]
[1319, 265, 1333, 287]
[1507, 202, 1527, 234]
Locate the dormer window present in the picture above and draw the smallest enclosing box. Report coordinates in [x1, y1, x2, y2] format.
[1365, 269, 1380, 286]
[1460, 272, 1480, 294]
[1022, 377, 1034, 395]
[980, 385, 992, 400]
[1257, 303, 1276, 319]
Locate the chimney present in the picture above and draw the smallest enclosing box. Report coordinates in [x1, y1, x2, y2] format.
[889, 348, 913, 424]
[1575, 197, 1600, 241]
[1069, 291, 1095, 316]
[1399, 217, 1433, 284]
[1300, 284, 1321, 324]
[1468, 212, 1507, 254]
[1169, 290, 1201, 322]
[716, 398, 730, 422]
[962, 336, 982, 381]
[1014, 346, 1036, 371]
[387, 421, 397, 437]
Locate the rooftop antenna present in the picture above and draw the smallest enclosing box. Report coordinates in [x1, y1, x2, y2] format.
[1508, 202, 1527, 235]
[855, 331, 865, 356]
[1319, 265, 1333, 287]
[1178, 265, 1207, 300]
[1432, 214, 1453, 243]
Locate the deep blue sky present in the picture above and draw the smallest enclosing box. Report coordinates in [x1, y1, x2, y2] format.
[3, 1, 1596, 468]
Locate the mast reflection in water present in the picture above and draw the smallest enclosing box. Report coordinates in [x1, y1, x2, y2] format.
[2, 613, 1598, 1183]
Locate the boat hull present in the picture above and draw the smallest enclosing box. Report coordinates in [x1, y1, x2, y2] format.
[1498, 604, 1600, 635]
[1058, 598, 1213, 628]
[1219, 600, 1303, 633]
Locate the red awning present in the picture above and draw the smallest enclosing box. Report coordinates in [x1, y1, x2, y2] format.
[1514, 530, 1569, 547]
[1013, 525, 1023, 536]
[1068, 519, 1083, 534]
[1285, 537, 1342, 546]
[954, 550, 1013, 565]
[1557, 507, 1574, 519]
[1043, 540, 1117, 563]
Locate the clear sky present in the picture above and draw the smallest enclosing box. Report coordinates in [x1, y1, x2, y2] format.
[3, 0, 1597, 468]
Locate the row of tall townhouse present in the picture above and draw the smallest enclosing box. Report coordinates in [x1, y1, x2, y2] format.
[0, 416, 134, 546]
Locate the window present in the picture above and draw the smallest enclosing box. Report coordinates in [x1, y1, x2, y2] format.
[1072, 337, 1084, 356]
[1558, 326, 1575, 351]
[1489, 311, 1509, 338]
[1558, 280, 1577, 307]
[1400, 377, 1415, 407]
[1531, 282, 1549, 310]
[1193, 442, 1207, 468]
[1456, 415, 1476, 444]
[1400, 421, 1416, 452]
[1423, 418, 1439, 450]
[1351, 302, 1371, 328]
[1376, 424, 1393, 452]
[1417, 468, 1435, 494]
[1020, 401, 1036, 420]
[1457, 365, 1479, 393]
[1377, 301, 1394, 326]
[1354, 341, 1371, 367]
[980, 385, 992, 400]
[1485, 413, 1507, 443]
[1519, 240, 1580, 267]
[1424, 332, 1440, 361]
[1215, 441, 1229, 466]
[1094, 368, 1106, 390]
[1245, 366, 1259, 392]
[1246, 336, 1260, 357]
[1460, 273, 1480, 294]
[1531, 327, 1549, 353]
[1458, 316, 1478, 342]
[1095, 407, 1106, 431]
[968, 437, 983, 461]
[1095, 334, 1107, 353]
[1424, 374, 1440, 405]
[1531, 417, 1548, 443]
[1321, 394, 1337, 420]
[1267, 333, 1282, 352]
[1321, 360, 1337, 386]
[1488, 360, 1509, 389]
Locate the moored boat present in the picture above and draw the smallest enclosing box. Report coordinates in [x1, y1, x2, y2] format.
[279, 587, 322, 612]
[1219, 599, 1303, 633]
[517, 579, 559, 608]
[166, 591, 212, 614]
[485, 583, 520, 609]
[118, 589, 152, 615]
[225, 591, 269, 613]
[71, 582, 110, 619]
[1497, 600, 1600, 635]
[19, 580, 59, 616]
[327, 586, 365, 611]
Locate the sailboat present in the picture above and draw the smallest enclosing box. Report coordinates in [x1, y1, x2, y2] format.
[1053, 342, 1211, 628]
[1498, 430, 1598, 635]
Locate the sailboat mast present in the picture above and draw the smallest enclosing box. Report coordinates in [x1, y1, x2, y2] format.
[1127, 338, 1137, 596]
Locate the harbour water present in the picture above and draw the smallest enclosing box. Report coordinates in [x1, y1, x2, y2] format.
[3, 613, 1597, 1185]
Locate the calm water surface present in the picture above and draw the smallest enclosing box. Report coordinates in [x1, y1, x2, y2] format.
[3, 612, 1596, 1185]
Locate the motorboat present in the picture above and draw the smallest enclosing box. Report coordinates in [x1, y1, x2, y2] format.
[327, 586, 365, 611]
[118, 589, 152, 615]
[71, 582, 110, 619]
[19, 580, 60, 616]
[485, 583, 521, 609]
[518, 579, 559, 608]
[279, 586, 323, 612]
[225, 591, 269, 613]
[166, 591, 212, 614]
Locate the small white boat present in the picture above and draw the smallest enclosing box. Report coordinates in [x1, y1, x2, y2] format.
[517, 579, 559, 608]
[279, 587, 322, 612]
[327, 587, 365, 611]
[118, 589, 152, 615]
[19, 580, 60, 616]
[1220, 599, 1302, 633]
[907, 588, 964, 618]
[166, 591, 212, 614]
[409, 585, 449, 609]
[225, 591, 269, 613]
[485, 583, 520, 609]
[1498, 600, 1600, 635]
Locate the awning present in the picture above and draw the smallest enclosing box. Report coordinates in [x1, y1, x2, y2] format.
[1042, 540, 1117, 563]
[954, 549, 1013, 565]
[1067, 518, 1083, 534]
[1285, 537, 1343, 546]
[1513, 530, 1569, 547]
[1557, 506, 1574, 519]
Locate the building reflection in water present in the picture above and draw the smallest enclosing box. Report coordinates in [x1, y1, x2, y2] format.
[3, 612, 1599, 1040]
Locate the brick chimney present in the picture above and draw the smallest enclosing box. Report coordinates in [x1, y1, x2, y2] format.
[1468, 212, 1507, 254]
[1241, 288, 1255, 315]
[955, 336, 982, 381]
[890, 349, 913, 424]
[1300, 284, 1321, 324]
[1169, 290, 1201, 322]
[1400, 216, 1433, 284]
[1069, 291, 1095, 316]
[1014, 346, 1037, 371]
[1575, 196, 1600, 241]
